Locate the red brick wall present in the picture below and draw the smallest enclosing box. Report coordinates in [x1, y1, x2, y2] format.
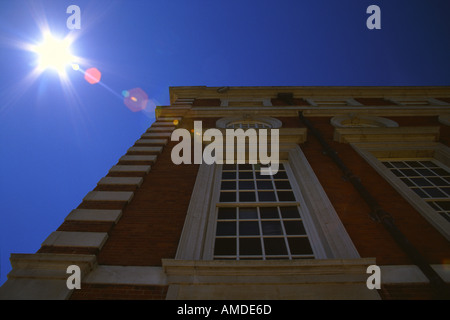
[97, 141, 199, 266]
[69, 284, 168, 300]
[379, 283, 450, 300]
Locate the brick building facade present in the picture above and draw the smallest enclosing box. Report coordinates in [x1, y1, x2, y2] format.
[1, 86, 449, 300]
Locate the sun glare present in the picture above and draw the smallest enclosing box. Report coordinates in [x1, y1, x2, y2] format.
[33, 33, 75, 75]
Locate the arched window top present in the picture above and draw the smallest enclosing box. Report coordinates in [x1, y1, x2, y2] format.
[226, 121, 271, 129]
[216, 116, 282, 129]
[331, 114, 399, 128]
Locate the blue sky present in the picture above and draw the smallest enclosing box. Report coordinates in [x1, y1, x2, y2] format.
[1, 0, 450, 286]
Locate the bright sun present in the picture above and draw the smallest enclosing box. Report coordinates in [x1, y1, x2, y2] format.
[33, 33, 75, 74]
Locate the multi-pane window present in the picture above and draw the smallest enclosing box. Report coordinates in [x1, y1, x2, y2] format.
[382, 160, 450, 222]
[213, 163, 315, 260]
[226, 121, 271, 129]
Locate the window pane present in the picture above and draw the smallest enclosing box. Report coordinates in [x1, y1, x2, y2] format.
[256, 180, 273, 189]
[239, 207, 258, 219]
[221, 181, 236, 190]
[216, 221, 236, 236]
[280, 206, 300, 218]
[274, 180, 292, 189]
[432, 168, 449, 176]
[258, 191, 276, 201]
[441, 187, 450, 196]
[383, 162, 393, 168]
[264, 238, 287, 255]
[412, 188, 428, 198]
[405, 161, 423, 168]
[283, 221, 306, 235]
[277, 191, 296, 201]
[391, 169, 403, 177]
[239, 171, 254, 179]
[424, 188, 446, 198]
[427, 177, 449, 187]
[262, 220, 283, 235]
[401, 169, 419, 176]
[400, 178, 414, 187]
[220, 192, 236, 202]
[222, 171, 236, 179]
[420, 161, 437, 168]
[436, 201, 450, 210]
[410, 178, 432, 187]
[218, 207, 236, 220]
[239, 191, 256, 202]
[416, 169, 435, 176]
[392, 162, 408, 168]
[214, 238, 236, 255]
[259, 207, 279, 219]
[239, 180, 255, 190]
[288, 237, 313, 255]
[239, 221, 260, 235]
[239, 238, 262, 255]
[273, 171, 288, 179]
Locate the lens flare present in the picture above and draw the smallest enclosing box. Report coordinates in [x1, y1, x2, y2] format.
[122, 90, 129, 97]
[123, 87, 148, 112]
[84, 67, 101, 84]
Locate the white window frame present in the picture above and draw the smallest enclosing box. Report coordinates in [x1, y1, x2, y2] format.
[351, 142, 450, 241]
[175, 145, 360, 260]
[204, 161, 324, 260]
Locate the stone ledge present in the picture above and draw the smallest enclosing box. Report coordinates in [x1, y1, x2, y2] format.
[152, 121, 180, 127]
[119, 155, 157, 164]
[109, 165, 151, 174]
[83, 191, 134, 202]
[0, 253, 97, 300]
[127, 146, 163, 154]
[156, 117, 183, 122]
[65, 209, 122, 223]
[162, 258, 380, 300]
[84, 266, 167, 285]
[141, 132, 172, 139]
[147, 126, 176, 132]
[135, 139, 168, 146]
[98, 177, 143, 187]
[333, 126, 440, 143]
[162, 258, 376, 283]
[42, 231, 108, 249]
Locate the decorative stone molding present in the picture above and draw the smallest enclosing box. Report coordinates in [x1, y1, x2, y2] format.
[331, 114, 399, 128]
[219, 98, 272, 107]
[0, 253, 96, 300]
[162, 258, 380, 300]
[333, 126, 440, 144]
